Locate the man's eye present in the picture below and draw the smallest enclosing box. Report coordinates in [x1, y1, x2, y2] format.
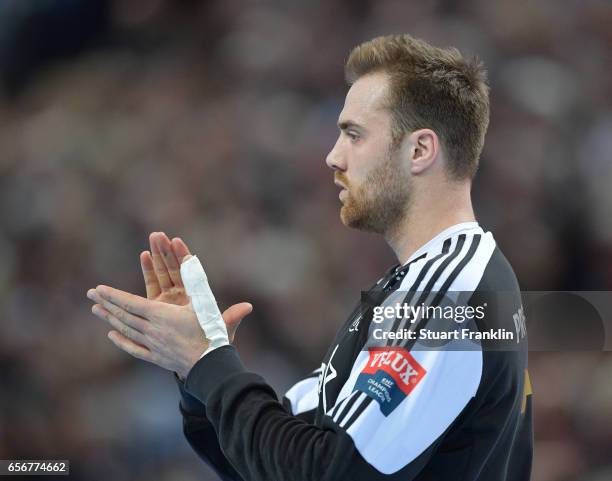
[347, 131, 359, 141]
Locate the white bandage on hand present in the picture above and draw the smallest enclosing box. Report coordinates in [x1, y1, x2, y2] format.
[180, 255, 229, 358]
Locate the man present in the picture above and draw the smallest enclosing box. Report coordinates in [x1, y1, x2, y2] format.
[87, 34, 533, 480]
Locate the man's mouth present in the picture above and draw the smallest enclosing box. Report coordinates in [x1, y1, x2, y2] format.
[334, 179, 348, 201]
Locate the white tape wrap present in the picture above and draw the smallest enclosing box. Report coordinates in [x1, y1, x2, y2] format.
[180, 255, 229, 357]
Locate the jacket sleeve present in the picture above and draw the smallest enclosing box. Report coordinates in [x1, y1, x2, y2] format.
[182, 339, 484, 481]
[174, 373, 244, 481]
[183, 346, 358, 481]
[176, 367, 320, 481]
[281, 367, 321, 423]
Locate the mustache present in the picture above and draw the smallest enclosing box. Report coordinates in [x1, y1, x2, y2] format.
[334, 173, 350, 188]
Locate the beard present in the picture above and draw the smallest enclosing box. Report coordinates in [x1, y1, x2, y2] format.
[337, 146, 411, 235]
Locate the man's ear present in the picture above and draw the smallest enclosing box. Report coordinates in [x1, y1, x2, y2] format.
[407, 129, 439, 175]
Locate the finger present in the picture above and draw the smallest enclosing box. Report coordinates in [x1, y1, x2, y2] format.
[107, 330, 155, 363]
[150, 232, 173, 290]
[156, 233, 183, 287]
[89, 285, 152, 318]
[88, 289, 150, 333]
[222, 302, 253, 342]
[171, 237, 192, 264]
[140, 251, 161, 299]
[92, 304, 149, 347]
[222, 302, 253, 327]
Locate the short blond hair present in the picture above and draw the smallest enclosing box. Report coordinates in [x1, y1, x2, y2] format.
[345, 34, 490, 180]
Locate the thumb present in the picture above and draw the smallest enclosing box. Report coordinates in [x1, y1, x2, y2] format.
[222, 302, 253, 342]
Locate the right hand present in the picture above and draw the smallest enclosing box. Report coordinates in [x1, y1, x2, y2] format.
[140, 232, 252, 343]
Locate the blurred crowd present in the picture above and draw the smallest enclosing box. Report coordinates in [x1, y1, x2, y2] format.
[0, 1, 611, 480]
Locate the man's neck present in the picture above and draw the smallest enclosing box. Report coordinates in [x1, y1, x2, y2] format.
[385, 188, 476, 265]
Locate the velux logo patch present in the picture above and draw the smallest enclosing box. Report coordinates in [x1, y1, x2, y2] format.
[355, 347, 426, 416]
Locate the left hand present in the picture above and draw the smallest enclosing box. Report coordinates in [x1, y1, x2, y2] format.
[87, 285, 208, 379]
[141, 232, 252, 343]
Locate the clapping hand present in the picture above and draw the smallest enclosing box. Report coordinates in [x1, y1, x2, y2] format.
[87, 232, 252, 379]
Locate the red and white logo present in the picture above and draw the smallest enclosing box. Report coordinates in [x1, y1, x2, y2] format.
[361, 347, 426, 396]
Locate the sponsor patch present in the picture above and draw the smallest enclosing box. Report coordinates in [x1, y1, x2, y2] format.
[354, 347, 426, 416]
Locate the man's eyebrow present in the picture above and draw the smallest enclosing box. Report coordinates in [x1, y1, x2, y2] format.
[337, 120, 364, 131]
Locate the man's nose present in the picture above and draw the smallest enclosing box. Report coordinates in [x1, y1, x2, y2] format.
[326, 138, 345, 171]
